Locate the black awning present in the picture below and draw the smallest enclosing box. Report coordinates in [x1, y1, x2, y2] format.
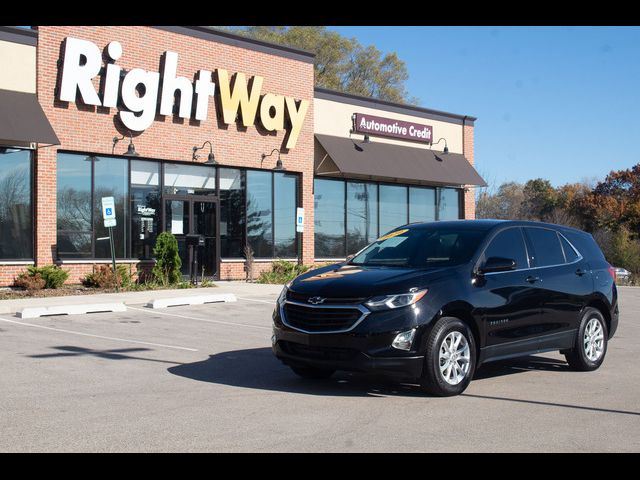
[315, 134, 487, 187]
[0, 89, 59, 146]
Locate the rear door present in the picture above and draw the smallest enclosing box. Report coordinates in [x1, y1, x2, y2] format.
[523, 227, 591, 347]
[473, 226, 545, 357]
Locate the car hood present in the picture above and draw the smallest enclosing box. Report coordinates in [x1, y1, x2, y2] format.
[290, 263, 455, 299]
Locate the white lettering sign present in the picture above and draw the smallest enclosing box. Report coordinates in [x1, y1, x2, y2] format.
[58, 37, 309, 148]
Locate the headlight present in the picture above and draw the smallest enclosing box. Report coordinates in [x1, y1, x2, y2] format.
[365, 288, 428, 311]
[277, 281, 292, 306]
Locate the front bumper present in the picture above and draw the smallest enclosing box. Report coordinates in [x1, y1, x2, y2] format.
[272, 322, 425, 380]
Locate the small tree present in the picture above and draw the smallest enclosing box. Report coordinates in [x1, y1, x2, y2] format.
[152, 232, 182, 286]
[244, 243, 255, 282]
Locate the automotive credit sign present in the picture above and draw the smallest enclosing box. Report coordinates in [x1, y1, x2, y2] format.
[353, 113, 433, 144]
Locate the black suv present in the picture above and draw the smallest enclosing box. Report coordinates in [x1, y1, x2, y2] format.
[272, 220, 618, 396]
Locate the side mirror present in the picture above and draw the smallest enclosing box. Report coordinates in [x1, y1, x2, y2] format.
[345, 253, 355, 262]
[479, 256, 516, 274]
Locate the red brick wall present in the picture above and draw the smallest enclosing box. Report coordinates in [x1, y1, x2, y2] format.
[463, 123, 476, 219]
[0, 26, 316, 286]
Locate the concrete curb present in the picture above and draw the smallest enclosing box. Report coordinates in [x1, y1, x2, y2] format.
[17, 302, 127, 319]
[145, 293, 237, 309]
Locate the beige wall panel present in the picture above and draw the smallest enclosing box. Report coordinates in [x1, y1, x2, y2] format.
[0, 40, 36, 93]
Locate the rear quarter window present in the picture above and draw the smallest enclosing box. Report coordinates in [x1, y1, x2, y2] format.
[524, 227, 565, 267]
[561, 230, 606, 263]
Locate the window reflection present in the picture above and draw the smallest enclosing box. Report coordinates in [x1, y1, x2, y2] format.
[346, 181, 377, 255]
[274, 173, 297, 258]
[246, 170, 273, 258]
[0, 148, 32, 259]
[220, 168, 245, 258]
[379, 185, 408, 235]
[314, 179, 345, 258]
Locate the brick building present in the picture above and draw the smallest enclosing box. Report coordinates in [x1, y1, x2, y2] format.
[0, 26, 485, 286]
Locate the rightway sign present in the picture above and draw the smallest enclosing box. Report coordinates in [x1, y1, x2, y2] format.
[353, 113, 433, 144]
[101, 196, 117, 228]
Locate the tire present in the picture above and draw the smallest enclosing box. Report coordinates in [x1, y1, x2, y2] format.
[420, 317, 477, 396]
[290, 365, 335, 380]
[564, 307, 608, 371]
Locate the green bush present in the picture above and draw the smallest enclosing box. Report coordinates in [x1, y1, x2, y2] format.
[26, 265, 69, 289]
[14, 272, 46, 291]
[82, 265, 132, 289]
[152, 232, 182, 286]
[256, 260, 310, 284]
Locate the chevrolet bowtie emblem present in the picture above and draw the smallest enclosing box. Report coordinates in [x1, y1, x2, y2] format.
[308, 296, 326, 305]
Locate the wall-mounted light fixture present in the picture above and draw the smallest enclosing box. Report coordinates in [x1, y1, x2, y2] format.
[261, 148, 285, 171]
[192, 140, 217, 165]
[112, 130, 139, 156]
[430, 137, 449, 154]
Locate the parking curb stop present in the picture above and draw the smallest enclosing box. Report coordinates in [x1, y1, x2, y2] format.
[145, 293, 237, 309]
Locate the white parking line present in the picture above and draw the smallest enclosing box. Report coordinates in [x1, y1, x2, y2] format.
[0, 317, 198, 352]
[236, 297, 276, 305]
[127, 306, 271, 330]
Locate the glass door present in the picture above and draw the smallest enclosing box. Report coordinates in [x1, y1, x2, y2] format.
[165, 199, 191, 276]
[193, 200, 217, 278]
[163, 196, 218, 280]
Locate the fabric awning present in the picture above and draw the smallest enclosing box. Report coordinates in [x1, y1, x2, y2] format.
[315, 134, 487, 187]
[0, 89, 59, 146]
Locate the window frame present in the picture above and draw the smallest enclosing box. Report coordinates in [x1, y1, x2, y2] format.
[0, 147, 34, 262]
[313, 175, 464, 259]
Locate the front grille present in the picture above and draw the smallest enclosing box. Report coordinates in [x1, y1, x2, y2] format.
[280, 341, 359, 361]
[283, 303, 364, 333]
[286, 290, 367, 305]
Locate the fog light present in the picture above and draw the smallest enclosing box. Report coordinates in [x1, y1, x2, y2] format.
[392, 329, 416, 351]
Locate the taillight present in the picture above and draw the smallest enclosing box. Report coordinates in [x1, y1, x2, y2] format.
[608, 265, 616, 282]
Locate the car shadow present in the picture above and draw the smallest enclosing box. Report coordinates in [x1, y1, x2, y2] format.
[473, 355, 569, 380]
[167, 347, 426, 398]
[168, 348, 571, 397]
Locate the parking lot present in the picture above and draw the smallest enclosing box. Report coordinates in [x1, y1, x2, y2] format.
[1, 286, 639, 452]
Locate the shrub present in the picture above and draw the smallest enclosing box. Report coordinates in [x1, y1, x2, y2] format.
[83, 265, 132, 289]
[14, 272, 46, 291]
[256, 260, 311, 284]
[152, 232, 182, 286]
[25, 265, 69, 289]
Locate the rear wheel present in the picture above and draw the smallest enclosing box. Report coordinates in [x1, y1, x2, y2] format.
[290, 365, 335, 380]
[420, 317, 476, 396]
[564, 307, 608, 371]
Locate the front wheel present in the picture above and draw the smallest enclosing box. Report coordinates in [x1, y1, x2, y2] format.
[420, 317, 477, 396]
[564, 307, 608, 371]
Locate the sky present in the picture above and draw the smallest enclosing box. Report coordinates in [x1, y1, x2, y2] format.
[328, 26, 640, 189]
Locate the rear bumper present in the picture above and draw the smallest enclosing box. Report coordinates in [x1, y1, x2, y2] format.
[272, 324, 424, 380]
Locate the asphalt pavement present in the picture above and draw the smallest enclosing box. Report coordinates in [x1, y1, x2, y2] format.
[0, 284, 638, 452]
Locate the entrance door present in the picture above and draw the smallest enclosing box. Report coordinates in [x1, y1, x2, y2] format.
[164, 197, 218, 280]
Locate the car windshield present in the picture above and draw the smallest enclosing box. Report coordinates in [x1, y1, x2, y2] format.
[349, 226, 487, 268]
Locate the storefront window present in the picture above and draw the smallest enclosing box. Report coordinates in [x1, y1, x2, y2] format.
[379, 184, 408, 235]
[409, 186, 436, 223]
[346, 181, 378, 255]
[314, 178, 345, 258]
[438, 188, 461, 221]
[219, 168, 245, 258]
[131, 160, 161, 260]
[57, 153, 93, 258]
[94, 157, 128, 258]
[163, 163, 216, 196]
[274, 173, 298, 258]
[246, 170, 273, 258]
[0, 148, 32, 260]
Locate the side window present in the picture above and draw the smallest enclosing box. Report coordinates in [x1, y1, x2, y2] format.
[482, 228, 529, 270]
[524, 227, 565, 267]
[559, 234, 579, 263]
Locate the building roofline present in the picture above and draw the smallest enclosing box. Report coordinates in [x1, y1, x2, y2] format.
[314, 87, 476, 126]
[0, 26, 37, 46]
[152, 26, 316, 64]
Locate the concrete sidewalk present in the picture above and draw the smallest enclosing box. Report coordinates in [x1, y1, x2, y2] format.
[0, 281, 283, 315]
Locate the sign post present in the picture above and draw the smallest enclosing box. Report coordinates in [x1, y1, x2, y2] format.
[101, 197, 118, 292]
[296, 207, 304, 265]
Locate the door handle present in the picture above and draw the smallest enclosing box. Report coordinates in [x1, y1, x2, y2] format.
[575, 268, 587, 276]
[525, 275, 541, 284]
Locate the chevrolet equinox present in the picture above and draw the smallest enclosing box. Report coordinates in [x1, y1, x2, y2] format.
[272, 220, 618, 396]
